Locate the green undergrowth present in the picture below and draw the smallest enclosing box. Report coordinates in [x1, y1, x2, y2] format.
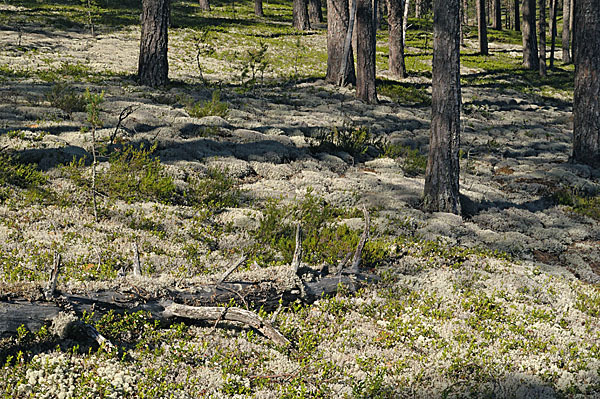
[185, 90, 229, 118]
[0, 152, 49, 204]
[377, 79, 431, 106]
[310, 125, 383, 158]
[554, 188, 600, 221]
[381, 142, 428, 176]
[249, 191, 388, 267]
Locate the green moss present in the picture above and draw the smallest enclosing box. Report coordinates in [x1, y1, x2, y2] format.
[377, 79, 431, 106]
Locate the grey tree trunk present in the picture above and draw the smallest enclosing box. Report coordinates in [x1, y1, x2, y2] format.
[138, 0, 170, 87]
[538, 0, 546, 76]
[254, 0, 264, 17]
[293, 0, 311, 30]
[477, 0, 489, 55]
[309, 0, 324, 24]
[388, 0, 407, 78]
[549, 0, 558, 67]
[423, 0, 462, 214]
[572, 0, 600, 167]
[326, 0, 356, 85]
[356, 0, 378, 102]
[493, 0, 502, 29]
[514, 0, 520, 30]
[198, 0, 210, 11]
[415, 0, 423, 17]
[562, 0, 571, 63]
[522, 0, 539, 69]
[403, 0, 410, 45]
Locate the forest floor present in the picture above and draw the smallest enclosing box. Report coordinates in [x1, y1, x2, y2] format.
[1, 1, 600, 398]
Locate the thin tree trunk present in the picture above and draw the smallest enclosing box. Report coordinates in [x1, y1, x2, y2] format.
[424, 0, 461, 214]
[403, 0, 410, 45]
[477, 0, 489, 55]
[198, 0, 210, 11]
[522, 0, 539, 69]
[538, 0, 546, 76]
[293, 0, 311, 30]
[138, 0, 170, 87]
[572, 0, 600, 167]
[309, 0, 324, 23]
[388, 0, 407, 77]
[562, 0, 571, 62]
[493, 0, 502, 29]
[463, 0, 468, 24]
[331, 0, 357, 85]
[549, 0, 557, 67]
[254, 0, 264, 17]
[356, 0, 378, 102]
[514, 0, 520, 30]
[415, 0, 422, 17]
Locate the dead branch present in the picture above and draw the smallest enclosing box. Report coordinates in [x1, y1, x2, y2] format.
[110, 105, 138, 144]
[43, 252, 61, 300]
[346, 206, 370, 274]
[132, 242, 141, 277]
[217, 255, 247, 285]
[162, 302, 290, 346]
[291, 223, 303, 273]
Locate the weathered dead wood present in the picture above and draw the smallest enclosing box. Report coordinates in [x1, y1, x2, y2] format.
[291, 224, 303, 273]
[132, 243, 141, 277]
[217, 255, 247, 285]
[162, 302, 290, 346]
[43, 252, 61, 300]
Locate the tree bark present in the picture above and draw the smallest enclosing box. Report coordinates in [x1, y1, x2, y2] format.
[138, 0, 170, 87]
[493, 0, 502, 29]
[538, 0, 546, 76]
[415, 0, 422, 17]
[463, 0, 468, 24]
[423, 0, 461, 214]
[198, 0, 210, 11]
[521, 0, 539, 69]
[549, 0, 557, 67]
[477, 0, 489, 55]
[572, 0, 600, 167]
[388, 0, 407, 78]
[326, 0, 356, 85]
[293, 0, 311, 30]
[514, 0, 520, 30]
[356, 0, 378, 102]
[254, 0, 264, 17]
[403, 0, 410, 45]
[309, 0, 324, 24]
[562, 0, 571, 63]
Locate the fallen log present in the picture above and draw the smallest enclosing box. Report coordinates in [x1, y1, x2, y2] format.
[0, 209, 377, 345]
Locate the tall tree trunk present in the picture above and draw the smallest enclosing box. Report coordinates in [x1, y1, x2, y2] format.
[538, 0, 546, 76]
[424, 0, 461, 214]
[493, 0, 502, 29]
[326, 0, 356, 86]
[463, 0, 468, 24]
[326, 0, 356, 85]
[572, 0, 600, 167]
[403, 0, 410, 45]
[254, 0, 264, 17]
[293, 0, 311, 30]
[549, 0, 557, 67]
[198, 0, 210, 11]
[388, 0, 407, 77]
[138, 0, 170, 87]
[522, 0, 539, 69]
[562, 0, 571, 63]
[309, 0, 324, 23]
[477, 0, 489, 55]
[415, 0, 422, 17]
[514, 0, 520, 30]
[356, 0, 378, 102]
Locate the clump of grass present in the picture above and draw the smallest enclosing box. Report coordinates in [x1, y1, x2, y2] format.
[381, 142, 427, 176]
[554, 187, 600, 220]
[0, 153, 47, 189]
[45, 82, 86, 115]
[377, 79, 431, 105]
[186, 91, 229, 118]
[184, 167, 240, 210]
[311, 125, 383, 158]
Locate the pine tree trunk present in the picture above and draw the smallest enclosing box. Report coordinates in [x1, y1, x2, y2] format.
[493, 0, 502, 29]
[309, 0, 324, 24]
[198, 0, 210, 11]
[549, 0, 557, 67]
[562, 0, 571, 63]
[463, 0, 468, 24]
[572, 0, 600, 167]
[538, 0, 546, 76]
[388, 0, 407, 77]
[138, 0, 170, 87]
[514, 0, 520, 30]
[254, 0, 264, 17]
[356, 0, 378, 102]
[477, 0, 489, 55]
[326, 0, 356, 85]
[416, 0, 422, 17]
[424, 0, 462, 214]
[403, 0, 410, 44]
[293, 0, 311, 30]
[522, 0, 539, 69]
